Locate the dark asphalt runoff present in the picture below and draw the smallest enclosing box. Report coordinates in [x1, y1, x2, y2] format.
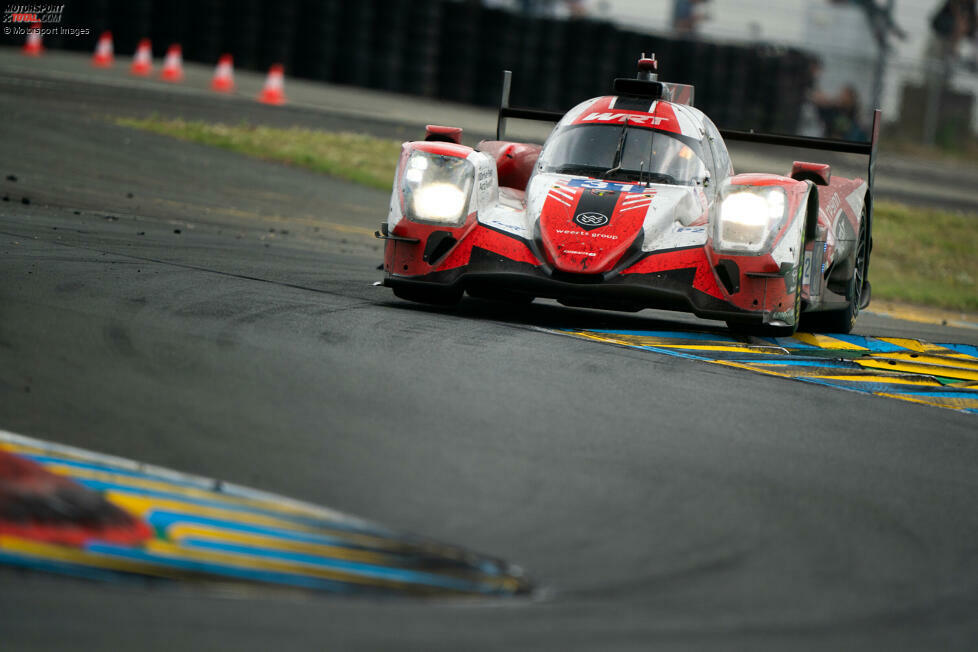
[1, 62, 977, 651]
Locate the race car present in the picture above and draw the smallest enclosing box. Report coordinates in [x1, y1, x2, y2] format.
[377, 55, 880, 335]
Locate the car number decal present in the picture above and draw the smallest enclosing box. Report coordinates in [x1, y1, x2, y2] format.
[566, 179, 649, 194]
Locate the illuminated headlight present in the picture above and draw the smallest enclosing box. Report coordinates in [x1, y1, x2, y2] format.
[412, 183, 467, 222]
[401, 150, 474, 226]
[715, 186, 787, 253]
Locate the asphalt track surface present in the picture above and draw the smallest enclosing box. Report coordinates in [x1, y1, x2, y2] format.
[1, 55, 978, 650]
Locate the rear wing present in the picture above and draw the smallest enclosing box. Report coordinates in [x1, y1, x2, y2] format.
[720, 110, 882, 203]
[494, 69, 881, 219]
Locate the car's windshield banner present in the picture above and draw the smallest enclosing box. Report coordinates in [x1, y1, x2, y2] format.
[569, 96, 704, 139]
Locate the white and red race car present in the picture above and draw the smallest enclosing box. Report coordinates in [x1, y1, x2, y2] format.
[378, 56, 879, 335]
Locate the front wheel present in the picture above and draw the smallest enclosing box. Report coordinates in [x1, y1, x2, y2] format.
[802, 210, 869, 334]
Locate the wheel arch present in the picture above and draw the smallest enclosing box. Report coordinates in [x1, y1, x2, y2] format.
[804, 180, 819, 242]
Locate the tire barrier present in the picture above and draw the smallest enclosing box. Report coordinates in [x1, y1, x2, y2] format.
[49, 0, 816, 132]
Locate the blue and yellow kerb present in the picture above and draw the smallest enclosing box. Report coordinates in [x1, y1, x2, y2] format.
[555, 329, 978, 414]
[0, 431, 530, 597]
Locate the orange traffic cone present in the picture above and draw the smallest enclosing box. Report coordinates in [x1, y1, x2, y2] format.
[257, 64, 286, 105]
[211, 54, 235, 93]
[22, 22, 43, 56]
[130, 39, 152, 76]
[160, 44, 184, 82]
[92, 31, 113, 67]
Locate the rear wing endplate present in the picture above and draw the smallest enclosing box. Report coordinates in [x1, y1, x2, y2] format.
[495, 71, 563, 140]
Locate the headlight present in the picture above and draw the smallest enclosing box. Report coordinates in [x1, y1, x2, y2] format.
[401, 150, 474, 226]
[412, 183, 467, 222]
[715, 186, 787, 253]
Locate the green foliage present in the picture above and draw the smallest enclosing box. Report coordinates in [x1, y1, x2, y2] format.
[116, 116, 400, 191]
[871, 201, 977, 311]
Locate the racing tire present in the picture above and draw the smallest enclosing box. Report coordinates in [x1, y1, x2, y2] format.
[392, 284, 463, 306]
[801, 210, 869, 335]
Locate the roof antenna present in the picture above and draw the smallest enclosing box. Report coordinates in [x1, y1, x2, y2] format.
[637, 53, 658, 82]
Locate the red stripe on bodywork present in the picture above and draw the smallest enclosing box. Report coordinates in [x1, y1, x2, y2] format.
[437, 225, 540, 270]
[622, 247, 723, 299]
[539, 188, 653, 274]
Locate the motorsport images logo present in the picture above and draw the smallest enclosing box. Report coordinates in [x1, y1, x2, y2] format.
[3, 3, 63, 23]
[574, 211, 610, 231]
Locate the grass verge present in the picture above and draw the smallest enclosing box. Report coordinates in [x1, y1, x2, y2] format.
[871, 201, 976, 312]
[115, 116, 401, 191]
[117, 116, 977, 313]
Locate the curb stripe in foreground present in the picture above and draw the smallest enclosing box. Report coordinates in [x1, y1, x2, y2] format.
[0, 430, 530, 597]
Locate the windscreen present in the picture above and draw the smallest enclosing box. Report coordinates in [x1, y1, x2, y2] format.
[538, 123, 713, 187]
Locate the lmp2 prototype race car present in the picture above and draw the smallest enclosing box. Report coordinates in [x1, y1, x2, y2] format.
[377, 55, 880, 335]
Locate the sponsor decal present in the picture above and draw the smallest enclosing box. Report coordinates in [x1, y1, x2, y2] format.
[581, 112, 669, 127]
[477, 166, 493, 192]
[487, 219, 527, 234]
[562, 249, 597, 257]
[555, 228, 618, 240]
[825, 193, 842, 222]
[574, 211, 609, 231]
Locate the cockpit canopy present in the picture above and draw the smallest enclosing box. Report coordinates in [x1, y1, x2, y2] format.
[538, 122, 713, 188]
